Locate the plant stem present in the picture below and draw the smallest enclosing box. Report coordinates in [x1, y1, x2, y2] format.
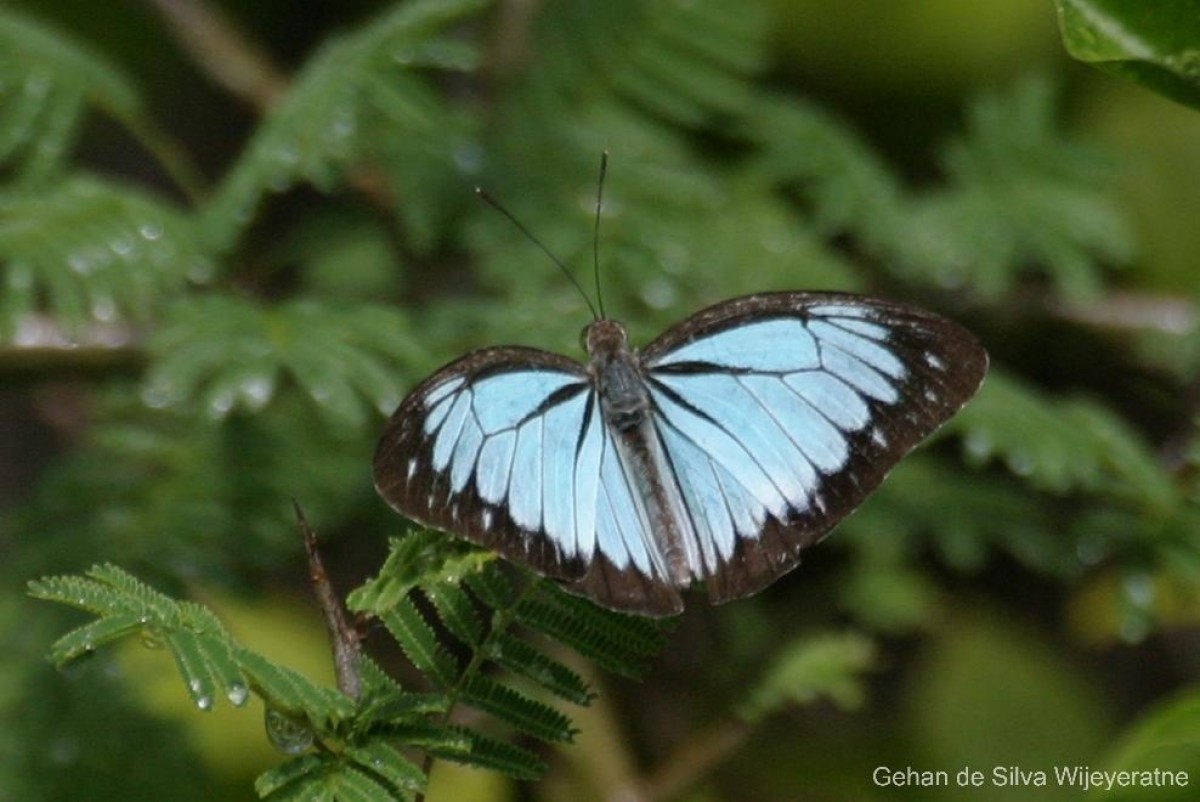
[625, 717, 752, 802]
[295, 501, 362, 701]
[139, 0, 287, 112]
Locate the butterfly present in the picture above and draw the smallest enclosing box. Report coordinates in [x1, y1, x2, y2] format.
[374, 289, 988, 616]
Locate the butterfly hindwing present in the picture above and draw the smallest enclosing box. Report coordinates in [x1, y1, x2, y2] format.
[642, 291, 988, 604]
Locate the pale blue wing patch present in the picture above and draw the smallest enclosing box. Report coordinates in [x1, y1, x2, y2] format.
[808, 319, 906, 379]
[508, 418, 543, 531]
[652, 319, 819, 372]
[541, 392, 587, 557]
[596, 435, 656, 575]
[650, 384, 788, 522]
[653, 372, 816, 505]
[471, 372, 582, 433]
[475, 430, 516, 504]
[572, 399, 604, 558]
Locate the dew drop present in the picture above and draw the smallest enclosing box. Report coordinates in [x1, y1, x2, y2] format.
[195, 695, 214, 711]
[139, 626, 164, 650]
[641, 278, 677, 310]
[67, 254, 94, 275]
[141, 381, 175, 409]
[1123, 573, 1154, 608]
[110, 236, 134, 257]
[226, 682, 249, 707]
[1006, 452, 1034, 476]
[330, 113, 356, 141]
[240, 375, 275, 407]
[965, 432, 992, 459]
[265, 706, 314, 755]
[208, 389, 235, 418]
[453, 142, 484, 174]
[91, 296, 117, 323]
[139, 223, 163, 241]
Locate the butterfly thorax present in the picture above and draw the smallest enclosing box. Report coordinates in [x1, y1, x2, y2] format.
[585, 319, 649, 433]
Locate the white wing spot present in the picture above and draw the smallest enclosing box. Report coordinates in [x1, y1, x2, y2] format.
[925, 353, 946, 370]
[482, 508, 493, 530]
[871, 428, 887, 447]
[406, 458, 418, 480]
[924, 388, 938, 402]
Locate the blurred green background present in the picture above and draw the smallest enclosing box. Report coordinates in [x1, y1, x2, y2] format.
[3, 0, 1200, 800]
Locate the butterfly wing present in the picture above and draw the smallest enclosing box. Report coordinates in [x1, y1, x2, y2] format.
[641, 291, 988, 605]
[373, 346, 684, 613]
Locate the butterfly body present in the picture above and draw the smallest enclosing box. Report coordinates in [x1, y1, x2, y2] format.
[375, 292, 988, 616]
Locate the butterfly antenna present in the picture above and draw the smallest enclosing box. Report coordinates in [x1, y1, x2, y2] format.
[475, 187, 600, 320]
[593, 150, 609, 320]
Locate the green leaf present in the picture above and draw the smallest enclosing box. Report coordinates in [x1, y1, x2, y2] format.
[0, 9, 142, 180]
[514, 584, 671, 679]
[380, 596, 460, 687]
[349, 532, 492, 616]
[45, 614, 146, 664]
[254, 754, 328, 799]
[1094, 688, 1200, 801]
[29, 565, 250, 710]
[422, 580, 483, 647]
[426, 725, 545, 780]
[907, 78, 1132, 299]
[956, 370, 1174, 505]
[737, 632, 876, 724]
[1055, 0, 1200, 110]
[344, 741, 426, 796]
[236, 647, 355, 727]
[0, 177, 210, 337]
[483, 632, 593, 706]
[145, 296, 419, 427]
[531, 0, 765, 128]
[200, 0, 488, 253]
[460, 674, 577, 743]
[262, 762, 403, 802]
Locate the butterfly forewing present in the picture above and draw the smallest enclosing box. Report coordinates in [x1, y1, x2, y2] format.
[374, 292, 988, 616]
[642, 292, 988, 604]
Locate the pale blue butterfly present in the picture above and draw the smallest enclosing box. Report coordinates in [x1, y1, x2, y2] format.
[374, 161, 987, 615]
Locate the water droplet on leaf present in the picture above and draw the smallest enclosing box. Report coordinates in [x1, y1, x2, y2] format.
[265, 706, 314, 755]
[226, 682, 249, 707]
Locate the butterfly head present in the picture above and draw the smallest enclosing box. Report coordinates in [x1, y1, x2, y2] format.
[583, 318, 630, 361]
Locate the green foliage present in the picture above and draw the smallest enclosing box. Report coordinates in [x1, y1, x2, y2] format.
[0, 177, 210, 336]
[747, 78, 1133, 301]
[737, 632, 876, 724]
[145, 296, 420, 427]
[0, 10, 140, 181]
[1055, 0, 1200, 110]
[30, 565, 247, 710]
[200, 0, 487, 254]
[1096, 688, 1200, 801]
[30, 533, 669, 799]
[4, 0, 1199, 799]
[956, 370, 1172, 503]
